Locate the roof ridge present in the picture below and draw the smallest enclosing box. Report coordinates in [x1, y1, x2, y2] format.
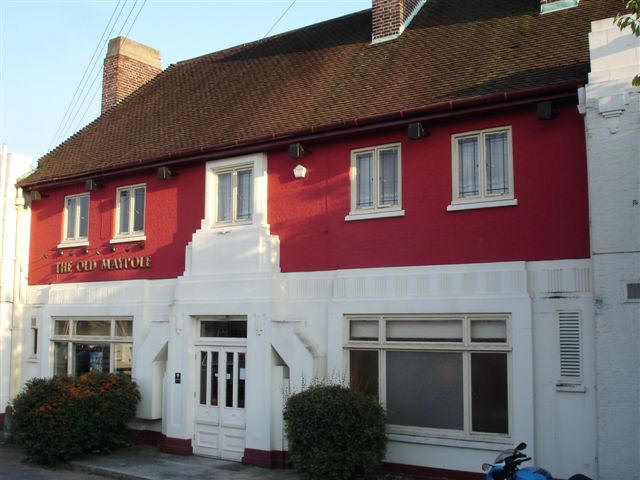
[176, 7, 370, 66]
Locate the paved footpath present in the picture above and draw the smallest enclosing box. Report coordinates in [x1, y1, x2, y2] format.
[0, 443, 107, 480]
[0, 442, 302, 480]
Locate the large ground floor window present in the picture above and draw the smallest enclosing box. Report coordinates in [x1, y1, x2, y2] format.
[345, 314, 511, 440]
[51, 317, 133, 376]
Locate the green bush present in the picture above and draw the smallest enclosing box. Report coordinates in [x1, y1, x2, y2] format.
[10, 372, 140, 464]
[284, 384, 387, 480]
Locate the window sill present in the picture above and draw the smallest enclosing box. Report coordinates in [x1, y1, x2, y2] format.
[345, 209, 405, 222]
[387, 432, 512, 451]
[556, 383, 586, 393]
[447, 198, 517, 212]
[110, 235, 146, 244]
[57, 240, 89, 249]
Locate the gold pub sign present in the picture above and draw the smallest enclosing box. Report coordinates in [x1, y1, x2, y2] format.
[55, 256, 152, 274]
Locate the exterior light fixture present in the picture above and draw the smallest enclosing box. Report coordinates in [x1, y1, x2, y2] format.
[157, 166, 175, 179]
[83, 247, 89, 254]
[138, 241, 145, 249]
[408, 122, 429, 140]
[293, 164, 307, 179]
[57, 250, 63, 257]
[85, 179, 103, 191]
[289, 143, 310, 158]
[110, 245, 117, 253]
[537, 101, 558, 120]
[30, 191, 46, 201]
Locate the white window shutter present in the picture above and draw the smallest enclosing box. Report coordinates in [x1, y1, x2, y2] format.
[558, 311, 582, 381]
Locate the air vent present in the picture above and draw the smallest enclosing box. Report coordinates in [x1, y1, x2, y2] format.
[627, 283, 640, 301]
[559, 311, 582, 381]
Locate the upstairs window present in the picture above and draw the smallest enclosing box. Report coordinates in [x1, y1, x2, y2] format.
[62, 193, 89, 243]
[347, 143, 404, 221]
[449, 127, 516, 211]
[214, 166, 252, 224]
[115, 184, 145, 238]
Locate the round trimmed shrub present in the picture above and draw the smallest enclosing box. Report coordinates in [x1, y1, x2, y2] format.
[284, 384, 386, 480]
[10, 372, 140, 464]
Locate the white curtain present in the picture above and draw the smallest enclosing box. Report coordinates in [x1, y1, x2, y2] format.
[485, 132, 508, 194]
[78, 195, 89, 238]
[236, 169, 252, 220]
[66, 197, 77, 239]
[356, 152, 373, 208]
[379, 148, 398, 205]
[118, 190, 130, 234]
[217, 172, 232, 222]
[458, 137, 478, 197]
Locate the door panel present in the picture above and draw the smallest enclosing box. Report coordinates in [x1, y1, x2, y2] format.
[194, 346, 246, 460]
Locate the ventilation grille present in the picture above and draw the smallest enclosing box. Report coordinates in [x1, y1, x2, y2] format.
[627, 283, 640, 301]
[559, 311, 581, 380]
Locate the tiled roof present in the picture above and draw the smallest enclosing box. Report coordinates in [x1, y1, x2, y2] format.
[21, 0, 625, 187]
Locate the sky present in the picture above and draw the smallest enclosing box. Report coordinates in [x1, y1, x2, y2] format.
[0, 0, 369, 164]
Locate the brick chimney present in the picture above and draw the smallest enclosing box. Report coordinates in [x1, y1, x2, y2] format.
[540, 0, 580, 14]
[101, 36, 161, 113]
[372, 0, 425, 44]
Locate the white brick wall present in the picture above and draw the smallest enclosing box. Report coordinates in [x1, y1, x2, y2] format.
[582, 17, 640, 480]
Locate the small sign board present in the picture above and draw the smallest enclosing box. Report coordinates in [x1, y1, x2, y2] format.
[175, 372, 181, 384]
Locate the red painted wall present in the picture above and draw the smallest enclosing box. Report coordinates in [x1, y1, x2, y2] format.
[28, 102, 590, 285]
[28, 164, 205, 285]
[268, 103, 590, 272]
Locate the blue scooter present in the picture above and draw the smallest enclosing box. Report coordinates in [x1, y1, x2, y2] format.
[482, 442, 593, 480]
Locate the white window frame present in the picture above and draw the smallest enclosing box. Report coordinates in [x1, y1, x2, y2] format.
[112, 184, 146, 243]
[28, 317, 39, 361]
[204, 153, 267, 229]
[346, 143, 404, 221]
[51, 317, 133, 376]
[59, 193, 90, 248]
[448, 126, 517, 211]
[212, 165, 253, 226]
[344, 314, 512, 443]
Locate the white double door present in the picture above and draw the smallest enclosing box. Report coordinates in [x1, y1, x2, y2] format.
[193, 345, 247, 461]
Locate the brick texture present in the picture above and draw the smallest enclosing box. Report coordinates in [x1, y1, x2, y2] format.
[372, 0, 421, 40]
[101, 54, 161, 113]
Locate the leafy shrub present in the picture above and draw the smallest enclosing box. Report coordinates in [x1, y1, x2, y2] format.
[284, 384, 387, 480]
[10, 372, 140, 464]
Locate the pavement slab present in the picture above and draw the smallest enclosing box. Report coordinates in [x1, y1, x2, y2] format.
[69, 445, 302, 480]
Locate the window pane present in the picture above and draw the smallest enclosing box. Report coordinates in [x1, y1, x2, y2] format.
[458, 137, 479, 197]
[74, 343, 110, 375]
[350, 320, 378, 341]
[211, 352, 219, 406]
[133, 187, 145, 232]
[387, 351, 463, 430]
[238, 352, 245, 408]
[54, 320, 70, 336]
[485, 132, 508, 195]
[350, 350, 378, 398]
[471, 353, 508, 434]
[75, 320, 111, 336]
[471, 320, 507, 343]
[54, 342, 68, 376]
[78, 195, 89, 238]
[200, 319, 247, 338]
[200, 351, 207, 405]
[115, 320, 133, 337]
[115, 343, 133, 375]
[66, 197, 77, 239]
[379, 148, 398, 206]
[386, 320, 463, 342]
[118, 189, 130, 234]
[356, 152, 374, 208]
[217, 172, 232, 222]
[236, 169, 252, 221]
[226, 352, 234, 408]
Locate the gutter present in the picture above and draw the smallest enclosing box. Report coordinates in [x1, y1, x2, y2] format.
[20, 80, 583, 190]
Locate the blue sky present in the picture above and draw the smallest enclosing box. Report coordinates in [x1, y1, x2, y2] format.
[0, 0, 369, 163]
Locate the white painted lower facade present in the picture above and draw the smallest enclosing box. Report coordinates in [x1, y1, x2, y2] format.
[13, 229, 597, 478]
